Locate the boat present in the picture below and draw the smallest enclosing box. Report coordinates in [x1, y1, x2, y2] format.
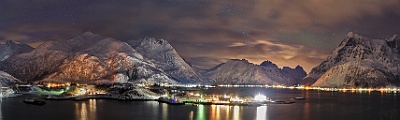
[240, 102, 263, 106]
[272, 100, 295, 104]
[45, 95, 72, 100]
[23, 99, 46, 106]
[158, 97, 185, 105]
[198, 101, 213, 105]
[293, 97, 305, 100]
[167, 102, 185, 105]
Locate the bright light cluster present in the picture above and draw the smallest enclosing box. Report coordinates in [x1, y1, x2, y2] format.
[254, 94, 267, 101]
[230, 96, 242, 102]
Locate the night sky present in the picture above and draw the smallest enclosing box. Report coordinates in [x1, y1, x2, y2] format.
[1, 0, 400, 72]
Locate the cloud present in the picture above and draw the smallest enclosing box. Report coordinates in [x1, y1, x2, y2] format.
[0, 31, 31, 41]
[179, 38, 329, 72]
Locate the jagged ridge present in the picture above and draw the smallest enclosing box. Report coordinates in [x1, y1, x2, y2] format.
[303, 32, 400, 87]
[204, 59, 306, 85]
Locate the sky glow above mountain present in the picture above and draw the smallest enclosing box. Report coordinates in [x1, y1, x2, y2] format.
[1, 0, 400, 72]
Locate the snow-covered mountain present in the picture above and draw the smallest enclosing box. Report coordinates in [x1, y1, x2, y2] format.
[0, 32, 309, 85]
[0, 32, 194, 84]
[303, 32, 400, 88]
[127, 37, 206, 83]
[0, 40, 33, 61]
[0, 40, 70, 82]
[204, 59, 306, 85]
[0, 71, 20, 87]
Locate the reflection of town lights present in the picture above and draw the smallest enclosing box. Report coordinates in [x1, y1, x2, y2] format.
[254, 94, 267, 101]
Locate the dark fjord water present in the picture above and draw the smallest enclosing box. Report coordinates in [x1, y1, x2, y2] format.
[1, 88, 399, 120]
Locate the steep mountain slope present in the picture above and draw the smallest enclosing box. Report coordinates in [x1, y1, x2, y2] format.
[0, 40, 33, 61]
[0, 32, 177, 84]
[0, 71, 20, 87]
[303, 32, 400, 87]
[205, 59, 306, 85]
[0, 40, 71, 82]
[127, 37, 206, 83]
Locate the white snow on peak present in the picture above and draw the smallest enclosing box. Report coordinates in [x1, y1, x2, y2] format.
[127, 37, 206, 83]
[0, 40, 33, 61]
[0, 33, 194, 84]
[304, 32, 400, 87]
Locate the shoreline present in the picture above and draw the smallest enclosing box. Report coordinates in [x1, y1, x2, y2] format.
[45, 94, 158, 101]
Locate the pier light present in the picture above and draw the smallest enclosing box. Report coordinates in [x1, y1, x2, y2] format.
[254, 94, 267, 102]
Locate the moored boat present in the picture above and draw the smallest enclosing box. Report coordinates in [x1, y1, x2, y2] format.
[272, 100, 295, 104]
[23, 99, 46, 106]
[158, 97, 185, 105]
[293, 97, 305, 100]
[45, 95, 72, 100]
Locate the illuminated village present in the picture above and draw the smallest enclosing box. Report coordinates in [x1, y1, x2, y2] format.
[2, 81, 400, 106]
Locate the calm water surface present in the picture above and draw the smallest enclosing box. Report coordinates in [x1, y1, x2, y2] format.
[1, 88, 399, 120]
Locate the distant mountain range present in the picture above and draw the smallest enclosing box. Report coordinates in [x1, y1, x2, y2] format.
[203, 59, 306, 85]
[303, 32, 400, 88]
[4, 32, 398, 88]
[0, 32, 306, 85]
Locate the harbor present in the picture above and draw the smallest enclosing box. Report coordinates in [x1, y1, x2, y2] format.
[157, 92, 298, 106]
[3, 83, 303, 107]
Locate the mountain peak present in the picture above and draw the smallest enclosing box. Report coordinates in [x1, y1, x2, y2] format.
[260, 60, 278, 67]
[228, 59, 250, 63]
[304, 33, 400, 87]
[141, 37, 169, 45]
[83, 31, 95, 35]
[337, 32, 368, 48]
[73, 31, 103, 40]
[344, 32, 366, 40]
[65, 32, 104, 51]
[5, 40, 17, 47]
[281, 65, 305, 72]
[345, 32, 355, 37]
[205, 59, 306, 85]
[295, 65, 304, 70]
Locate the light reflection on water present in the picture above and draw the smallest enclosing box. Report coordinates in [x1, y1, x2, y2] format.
[233, 106, 240, 120]
[210, 105, 216, 119]
[0, 98, 2, 120]
[192, 104, 251, 120]
[75, 99, 97, 120]
[216, 105, 220, 119]
[304, 91, 310, 120]
[196, 105, 205, 120]
[162, 103, 168, 120]
[256, 106, 267, 120]
[2, 88, 399, 120]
